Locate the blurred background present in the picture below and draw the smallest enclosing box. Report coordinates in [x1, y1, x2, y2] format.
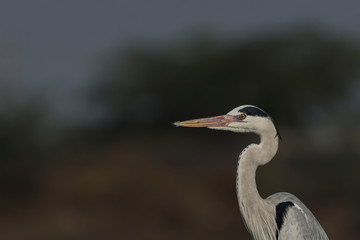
[0, 0, 360, 239]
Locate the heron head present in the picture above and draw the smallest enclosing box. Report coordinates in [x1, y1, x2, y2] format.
[175, 105, 281, 139]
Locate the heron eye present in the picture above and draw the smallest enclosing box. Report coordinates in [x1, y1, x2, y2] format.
[238, 113, 247, 120]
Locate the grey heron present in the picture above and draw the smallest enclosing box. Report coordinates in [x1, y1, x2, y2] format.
[175, 105, 329, 240]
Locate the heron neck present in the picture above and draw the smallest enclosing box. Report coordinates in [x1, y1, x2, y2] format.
[236, 144, 263, 206]
[236, 131, 279, 199]
[236, 131, 279, 239]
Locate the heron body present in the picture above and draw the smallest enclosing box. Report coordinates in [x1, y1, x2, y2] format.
[175, 105, 329, 240]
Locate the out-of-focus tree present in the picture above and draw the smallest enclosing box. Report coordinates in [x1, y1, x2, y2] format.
[96, 29, 360, 130]
[0, 101, 62, 179]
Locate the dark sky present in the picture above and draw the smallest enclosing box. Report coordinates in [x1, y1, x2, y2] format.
[1, 0, 360, 123]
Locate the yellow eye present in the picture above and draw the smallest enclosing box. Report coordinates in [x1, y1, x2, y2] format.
[239, 113, 247, 120]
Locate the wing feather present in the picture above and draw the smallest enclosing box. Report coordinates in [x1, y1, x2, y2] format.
[267, 192, 329, 240]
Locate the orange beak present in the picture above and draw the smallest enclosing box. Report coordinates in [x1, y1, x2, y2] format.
[174, 114, 238, 128]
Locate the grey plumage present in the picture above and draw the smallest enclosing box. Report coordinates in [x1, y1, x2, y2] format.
[268, 193, 328, 239]
[175, 105, 329, 240]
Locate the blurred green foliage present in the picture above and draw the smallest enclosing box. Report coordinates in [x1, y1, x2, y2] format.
[97, 28, 360, 129]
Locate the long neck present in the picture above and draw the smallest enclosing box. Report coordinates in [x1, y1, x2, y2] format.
[236, 130, 279, 240]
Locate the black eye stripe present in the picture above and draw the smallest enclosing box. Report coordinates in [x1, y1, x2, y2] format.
[238, 106, 268, 117]
[238, 106, 282, 139]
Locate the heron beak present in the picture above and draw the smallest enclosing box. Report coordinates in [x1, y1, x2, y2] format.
[174, 114, 237, 128]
